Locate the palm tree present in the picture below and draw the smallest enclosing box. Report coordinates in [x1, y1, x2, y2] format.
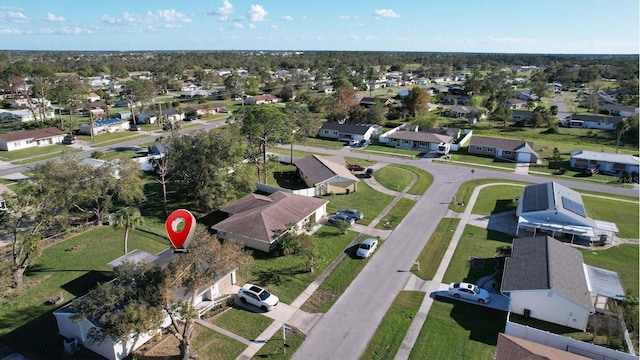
[615, 118, 630, 154]
[112, 207, 143, 255]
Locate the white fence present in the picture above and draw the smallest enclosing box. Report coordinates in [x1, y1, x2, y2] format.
[255, 183, 316, 197]
[450, 129, 473, 151]
[505, 319, 636, 360]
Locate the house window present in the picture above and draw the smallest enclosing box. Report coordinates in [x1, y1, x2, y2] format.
[475, 146, 482, 151]
[504, 151, 512, 155]
[487, 148, 494, 152]
[403, 140, 410, 144]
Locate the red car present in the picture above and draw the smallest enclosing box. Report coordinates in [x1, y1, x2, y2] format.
[348, 163, 365, 171]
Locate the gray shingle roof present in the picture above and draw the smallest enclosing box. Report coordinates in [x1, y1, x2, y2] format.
[387, 131, 453, 143]
[213, 191, 328, 243]
[294, 155, 358, 185]
[501, 236, 593, 311]
[469, 136, 533, 151]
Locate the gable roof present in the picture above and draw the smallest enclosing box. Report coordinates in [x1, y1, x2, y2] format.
[387, 131, 453, 144]
[570, 150, 640, 166]
[319, 122, 377, 136]
[520, 182, 588, 218]
[294, 154, 358, 184]
[501, 236, 593, 311]
[213, 191, 328, 243]
[570, 113, 623, 125]
[496, 333, 590, 360]
[0, 127, 65, 142]
[469, 136, 534, 151]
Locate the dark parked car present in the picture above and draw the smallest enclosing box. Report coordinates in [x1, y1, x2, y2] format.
[129, 125, 140, 131]
[184, 115, 197, 121]
[364, 168, 374, 178]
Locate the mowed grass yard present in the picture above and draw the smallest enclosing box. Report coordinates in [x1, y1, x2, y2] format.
[0, 226, 170, 359]
[324, 181, 395, 226]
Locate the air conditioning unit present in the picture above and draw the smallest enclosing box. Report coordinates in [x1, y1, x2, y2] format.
[523, 309, 531, 319]
[63, 337, 78, 354]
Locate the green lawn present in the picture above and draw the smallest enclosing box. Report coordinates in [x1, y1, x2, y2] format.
[449, 179, 531, 213]
[252, 324, 306, 359]
[392, 164, 433, 195]
[442, 225, 513, 284]
[12, 147, 82, 164]
[191, 324, 247, 360]
[207, 307, 273, 341]
[376, 198, 416, 230]
[360, 291, 425, 360]
[324, 181, 395, 226]
[410, 298, 506, 359]
[472, 185, 524, 215]
[582, 244, 639, 298]
[412, 218, 460, 280]
[374, 165, 413, 192]
[0, 144, 75, 162]
[0, 226, 170, 359]
[247, 226, 359, 304]
[301, 137, 347, 150]
[582, 196, 639, 239]
[356, 144, 421, 159]
[301, 239, 383, 313]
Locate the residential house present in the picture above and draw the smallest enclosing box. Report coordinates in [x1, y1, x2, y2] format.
[501, 236, 625, 331]
[442, 105, 485, 124]
[514, 89, 536, 101]
[10, 97, 51, 109]
[179, 83, 198, 92]
[294, 155, 359, 196]
[317, 85, 333, 94]
[85, 92, 100, 102]
[560, 114, 623, 130]
[468, 136, 539, 163]
[78, 118, 130, 136]
[503, 98, 528, 110]
[213, 191, 328, 253]
[179, 90, 209, 99]
[0, 108, 54, 122]
[511, 110, 533, 123]
[442, 95, 471, 105]
[136, 111, 158, 125]
[385, 131, 453, 153]
[317, 122, 379, 143]
[495, 333, 590, 360]
[184, 103, 226, 116]
[161, 108, 184, 123]
[427, 85, 449, 94]
[54, 248, 238, 360]
[116, 111, 132, 121]
[599, 103, 639, 117]
[243, 94, 281, 105]
[515, 182, 619, 244]
[0, 127, 65, 151]
[359, 96, 392, 107]
[570, 150, 639, 176]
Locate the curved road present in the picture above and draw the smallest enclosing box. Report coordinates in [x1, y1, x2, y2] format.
[290, 145, 637, 360]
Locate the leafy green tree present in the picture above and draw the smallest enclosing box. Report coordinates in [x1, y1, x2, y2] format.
[238, 105, 293, 183]
[167, 127, 253, 212]
[615, 117, 631, 153]
[489, 106, 512, 128]
[223, 74, 245, 100]
[402, 86, 431, 118]
[112, 207, 143, 255]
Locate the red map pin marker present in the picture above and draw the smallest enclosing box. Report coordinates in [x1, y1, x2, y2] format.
[165, 209, 196, 253]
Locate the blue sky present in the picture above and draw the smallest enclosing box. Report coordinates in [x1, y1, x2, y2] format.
[0, 0, 638, 54]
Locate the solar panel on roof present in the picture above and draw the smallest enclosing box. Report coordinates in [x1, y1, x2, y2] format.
[523, 183, 549, 212]
[561, 196, 587, 217]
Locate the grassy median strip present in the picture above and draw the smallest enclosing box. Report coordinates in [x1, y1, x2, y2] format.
[376, 198, 416, 230]
[412, 218, 460, 280]
[360, 291, 425, 360]
[374, 165, 413, 191]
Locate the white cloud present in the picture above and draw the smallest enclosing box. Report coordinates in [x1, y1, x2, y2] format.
[58, 26, 93, 35]
[249, 23, 255, 29]
[45, 13, 65, 22]
[248, 4, 267, 21]
[281, 15, 293, 22]
[339, 15, 350, 20]
[0, 26, 23, 34]
[373, 9, 399, 18]
[485, 36, 537, 44]
[8, 11, 29, 23]
[233, 22, 244, 29]
[101, 9, 191, 26]
[270, 24, 278, 29]
[208, 0, 234, 16]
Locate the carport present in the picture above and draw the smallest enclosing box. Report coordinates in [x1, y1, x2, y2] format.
[584, 264, 626, 313]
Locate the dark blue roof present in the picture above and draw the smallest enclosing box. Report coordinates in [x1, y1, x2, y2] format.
[95, 118, 125, 127]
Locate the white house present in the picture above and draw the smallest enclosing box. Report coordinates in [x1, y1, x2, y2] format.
[317, 122, 379, 143]
[243, 94, 281, 105]
[213, 191, 328, 253]
[54, 248, 237, 360]
[0, 127, 65, 151]
[570, 150, 639, 176]
[78, 118, 130, 136]
[294, 155, 359, 196]
[501, 236, 625, 331]
[560, 114, 623, 130]
[516, 182, 618, 244]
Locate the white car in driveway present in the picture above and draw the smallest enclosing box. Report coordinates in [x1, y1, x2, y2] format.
[356, 238, 378, 258]
[448, 282, 491, 304]
[237, 283, 279, 311]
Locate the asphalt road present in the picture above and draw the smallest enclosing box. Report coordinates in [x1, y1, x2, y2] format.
[290, 147, 638, 360]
